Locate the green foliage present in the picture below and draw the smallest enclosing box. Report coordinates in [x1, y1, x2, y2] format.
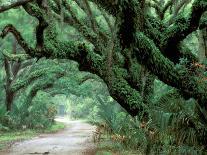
[0, 105, 9, 131]
[1, 91, 56, 129]
[0, 122, 65, 150]
[0, 8, 37, 50]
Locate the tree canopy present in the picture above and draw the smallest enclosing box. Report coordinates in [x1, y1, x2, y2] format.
[1, 0, 206, 116]
[0, 0, 207, 153]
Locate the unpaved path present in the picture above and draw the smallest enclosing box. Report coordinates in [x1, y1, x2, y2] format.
[0, 118, 97, 155]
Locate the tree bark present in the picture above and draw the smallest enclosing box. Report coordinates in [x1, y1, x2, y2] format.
[4, 58, 14, 111]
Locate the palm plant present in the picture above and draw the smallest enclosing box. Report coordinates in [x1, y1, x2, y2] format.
[148, 89, 207, 154]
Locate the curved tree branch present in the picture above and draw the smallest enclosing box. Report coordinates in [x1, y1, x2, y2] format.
[162, 0, 207, 50]
[0, 0, 34, 13]
[0, 24, 36, 56]
[135, 32, 207, 107]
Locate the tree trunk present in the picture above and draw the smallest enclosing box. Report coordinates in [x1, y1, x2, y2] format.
[4, 39, 20, 111]
[5, 89, 14, 111]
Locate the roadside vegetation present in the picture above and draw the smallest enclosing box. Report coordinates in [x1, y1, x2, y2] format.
[0, 122, 65, 150]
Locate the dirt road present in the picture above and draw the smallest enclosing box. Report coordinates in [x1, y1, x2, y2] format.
[0, 118, 97, 155]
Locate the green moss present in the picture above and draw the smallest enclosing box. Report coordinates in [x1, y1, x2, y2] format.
[2, 50, 29, 61]
[109, 74, 145, 116]
[24, 3, 44, 19]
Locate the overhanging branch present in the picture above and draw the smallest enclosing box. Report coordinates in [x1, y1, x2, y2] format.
[0, 0, 34, 13]
[162, 0, 207, 50]
[135, 32, 207, 106]
[0, 24, 36, 56]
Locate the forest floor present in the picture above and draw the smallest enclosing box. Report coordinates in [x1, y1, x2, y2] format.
[0, 118, 97, 155]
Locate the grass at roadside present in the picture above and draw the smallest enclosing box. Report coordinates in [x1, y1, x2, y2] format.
[0, 122, 65, 150]
[43, 121, 65, 133]
[94, 134, 142, 155]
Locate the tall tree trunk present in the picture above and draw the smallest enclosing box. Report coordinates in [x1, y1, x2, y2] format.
[5, 88, 14, 111]
[4, 39, 20, 111]
[4, 58, 13, 111]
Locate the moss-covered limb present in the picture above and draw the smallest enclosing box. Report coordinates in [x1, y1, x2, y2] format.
[0, 13, 144, 117]
[144, 17, 198, 63]
[11, 64, 64, 93]
[107, 75, 145, 116]
[145, 17, 198, 63]
[10, 68, 46, 92]
[58, 12, 99, 46]
[117, 0, 145, 48]
[0, 0, 34, 13]
[48, 37, 146, 116]
[156, 0, 206, 63]
[23, 2, 49, 50]
[161, 0, 207, 52]
[22, 0, 108, 56]
[0, 24, 36, 57]
[135, 32, 207, 107]
[15, 67, 65, 108]
[62, 2, 98, 40]
[89, 0, 119, 16]
[23, 1, 62, 57]
[24, 79, 55, 106]
[62, 0, 107, 53]
[142, 73, 155, 105]
[23, 2, 45, 20]
[54, 41, 145, 116]
[123, 52, 155, 105]
[121, 49, 142, 92]
[82, 0, 109, 43]
[144, 17, 165, 49]
[62, 0, 82, 26]
[47, 87, 81, 97]
[102, 65, 146, 116]
[78, 54, 146, 116]
[2, 50, 30, 61]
